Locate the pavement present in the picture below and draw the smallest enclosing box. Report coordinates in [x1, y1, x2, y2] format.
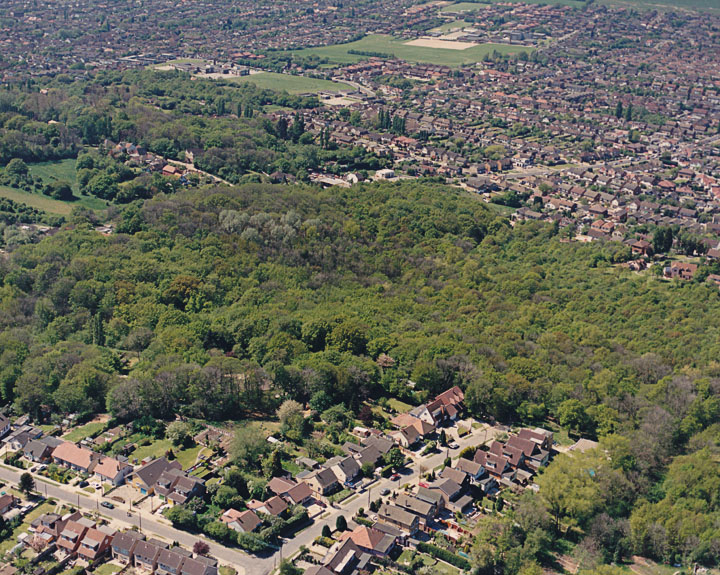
[0, 421, 498, 575]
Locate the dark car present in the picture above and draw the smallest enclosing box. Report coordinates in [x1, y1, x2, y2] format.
[100, 501, 114, 510]
[78, 480, 89, 488]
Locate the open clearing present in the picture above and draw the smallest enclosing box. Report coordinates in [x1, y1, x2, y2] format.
[404, 37, 479, 50]
[0, 185, 74, 216]
[0, 160, 108, 215]
[441, 0, 719, 10]
[598, 0, 720, 12]
[429, 19, 471, 32]
[442, 0, 584, 9]
[221, 72, 353, 94]
[291, 34, 533, 67]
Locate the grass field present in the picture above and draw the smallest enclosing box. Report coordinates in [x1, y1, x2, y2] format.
[291, 34, 533, 67]
[442, 0, 589, 8]
[0, 185, 74, 216]
[429, 19, 471, 32]
[28, 159, 79, 192]
[442, 0, 720, 10]
[0, 160, 108, 216]
[598, 0, 720, 12]
[130, 439, 172, 462]
[175, 445, 203, 470]
[224, 72, 353, 94]
[62, 421, 106, 442]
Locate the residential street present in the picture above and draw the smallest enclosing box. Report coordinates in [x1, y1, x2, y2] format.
[0, 422, 496, 575]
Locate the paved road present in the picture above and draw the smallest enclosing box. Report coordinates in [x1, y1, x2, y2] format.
[0, 422, 497, 575]
[0, 465, 254, 575]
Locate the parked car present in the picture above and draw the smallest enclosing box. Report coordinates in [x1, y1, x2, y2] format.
[78, 480, 89, 488]
[390, 474, 400, 481]
[100, 501, 114, 510]
[449, 442, 459, 449]
[380, 488, 390, 496]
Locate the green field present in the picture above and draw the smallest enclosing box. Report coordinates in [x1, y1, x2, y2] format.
[62, 421, 106, 443]
[0, 159, 108, 216]
[28, 159, 79, 192]
[130, 438, 173, 463]
[225, 72, 353, 94]
[429, 20, 471, 32]
[441, 0, 719, 10]
[291, 34, 533, 67]
[442, 0, 584, 9]
[0, 185, 75, 216]
[598, 0, 720, 12]
[0, 501, 56, 553]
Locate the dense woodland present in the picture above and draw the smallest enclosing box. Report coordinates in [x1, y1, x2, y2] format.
[0, 71, 718, 574]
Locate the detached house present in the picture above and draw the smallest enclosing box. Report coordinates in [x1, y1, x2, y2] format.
[129, 457, 182, 495]
[220, 509, 262, 533]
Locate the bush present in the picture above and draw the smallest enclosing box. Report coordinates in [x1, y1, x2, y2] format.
[457, 426, 469, 437]
[314, 536, 335, 548]
[417, 542, 472, 570]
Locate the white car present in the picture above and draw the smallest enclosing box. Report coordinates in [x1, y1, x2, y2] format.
[449, 442, 459, 449]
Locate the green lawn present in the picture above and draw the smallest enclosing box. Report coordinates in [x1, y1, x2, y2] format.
[387, 398, 414, 413]
[91, 562, 122, 575]
[429, 20, 471, 32]
[442, 0, 584, 9]
[28, 159, 78, 191]
[0, 159, 108, 217]
[130, 439, 173, 463]
[175, 445, 203, 470]
[0, 500, 56, 554]
[225, 72, 353, 94]
[28, 160, 109, 211]
[0, 185, 74, 216]
[598, 0, 720, 12]
[290, 34, 533, 67]
[62, 421, 107, 443]
[397, 550, 460, 575]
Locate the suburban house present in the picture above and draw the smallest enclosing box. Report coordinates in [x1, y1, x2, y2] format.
[94, 456, 134, 486]
[323, 538, 372, 575]
[303, 468, 340, 496]
[394, 493, 436, 526]
[112, 530, 145, 564]
[248, 495, 287, 517]
[52, 441, 134, 485]
[389, 425, 420, 449]
[284, 482, 313, 506]
[129, 457, 183, 495]
[377, 503, 420, 535]
[0, 414, 10, 438]
[57, 520, 90, 556]
[153, 468, 206, 506]
[339, 525, 396, 557]
[0, 494, 17, 515]
[416, 487, 445, 511]
[156, 548, 186, 575]
[134, 540, 164, 572]
[220, 508, 262, 533]
[181, 557, 218, 575]
[28, 511, 82, 549]
[24, 436, 63, 463]
[77, 527, 115, 562]
[326, 455, 360, 484]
